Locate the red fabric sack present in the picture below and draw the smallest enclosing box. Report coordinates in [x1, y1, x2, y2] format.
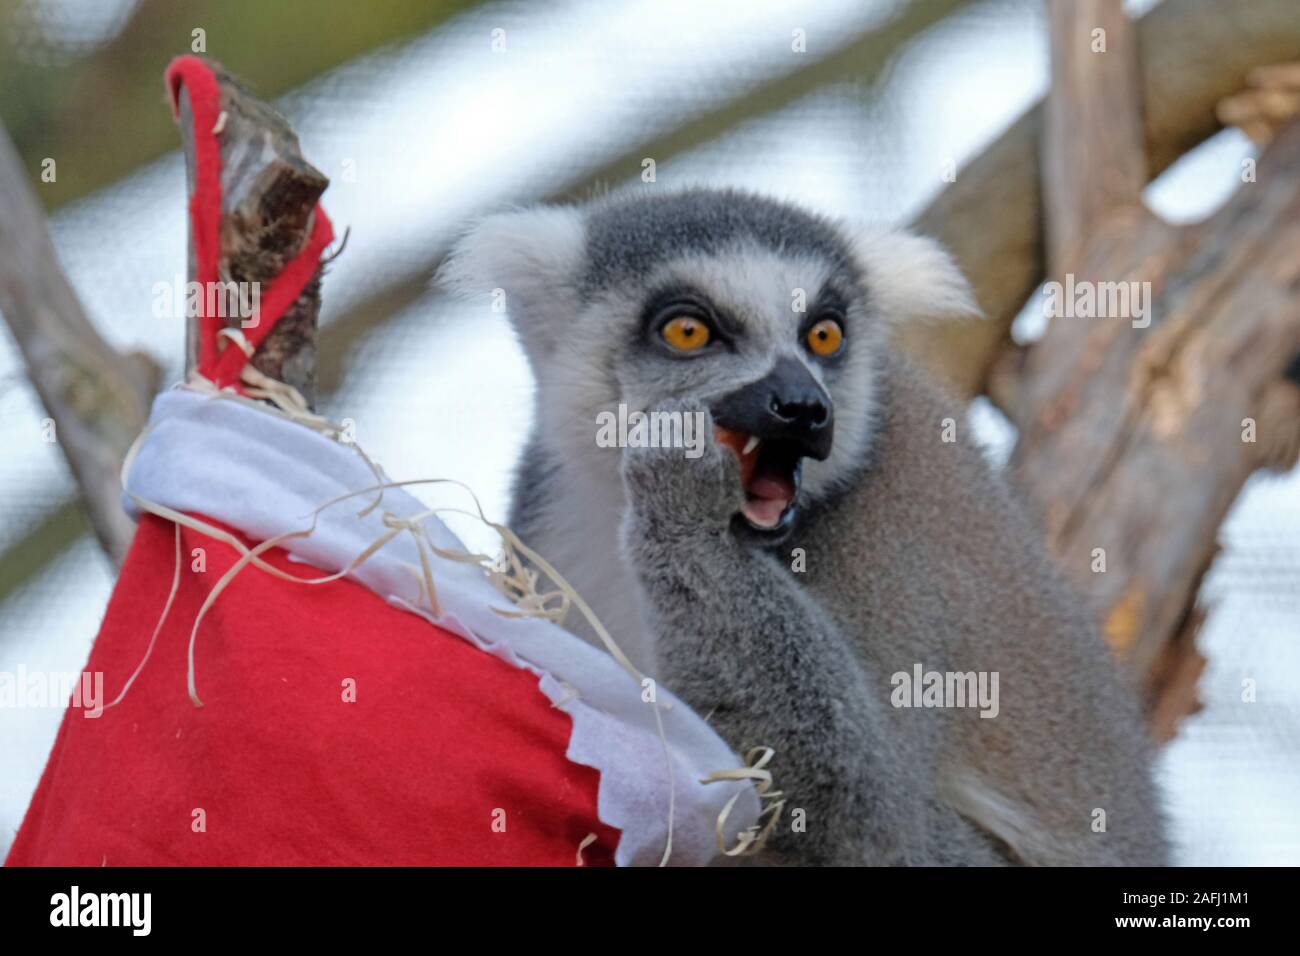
[6, 515, 618, 866]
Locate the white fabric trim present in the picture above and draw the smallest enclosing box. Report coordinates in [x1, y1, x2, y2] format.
[123, 386, 759, 866]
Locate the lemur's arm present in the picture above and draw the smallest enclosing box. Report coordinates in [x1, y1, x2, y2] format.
[618, 403, 926, 865]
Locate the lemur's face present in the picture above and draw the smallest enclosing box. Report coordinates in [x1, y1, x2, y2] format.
[569, 192, 884, 537]
[584, 243, 879, 536]
[442, 188, 976, 537]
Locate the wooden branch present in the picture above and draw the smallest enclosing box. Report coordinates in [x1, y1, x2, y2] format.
[1010, 6, 1300, 740]
[1009, 118, 1300, 690]
[174, 62, 329, 407]
[1217, 61, 1300, 146]
[1146, 603, 1208, 746]
[1042, 0, 1147, 273]
[0, 123, 159, 564]
[898, 0, 1300, 395]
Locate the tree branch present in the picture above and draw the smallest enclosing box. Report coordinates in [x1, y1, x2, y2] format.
[174, 62, 329, 407]
[1011, 117, 1300, 703]
[0, 123, 159, 564]
[999, 6, 1300, 739]
[898, 0, 1300, 395]
[1042, 0, 1147, 273]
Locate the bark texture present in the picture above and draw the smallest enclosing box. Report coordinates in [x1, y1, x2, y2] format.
[175, 63, 329, 407]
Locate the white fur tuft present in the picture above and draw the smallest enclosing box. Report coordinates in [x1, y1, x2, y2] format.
[438, 206, 587, 359]
[852, 229, 982, 325]
[942, 767, 1042, 865]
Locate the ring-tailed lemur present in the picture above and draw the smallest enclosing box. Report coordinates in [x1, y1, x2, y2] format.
[442, 188, 1167, 865]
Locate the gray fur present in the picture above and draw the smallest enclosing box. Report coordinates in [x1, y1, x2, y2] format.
[581, 187, 860, 293]
[442, 188, 1166, 865]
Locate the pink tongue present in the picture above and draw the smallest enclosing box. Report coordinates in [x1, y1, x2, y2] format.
[749, 473, 794, 500]
[742, 498, 787, 527]
[742, 472, 796, 527]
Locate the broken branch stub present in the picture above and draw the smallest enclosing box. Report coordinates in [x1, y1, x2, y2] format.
[175, 61, 329, 407]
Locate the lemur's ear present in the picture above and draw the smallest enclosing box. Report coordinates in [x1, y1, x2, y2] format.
[439, 206, 586, 357]
[852, 229, 982, 325]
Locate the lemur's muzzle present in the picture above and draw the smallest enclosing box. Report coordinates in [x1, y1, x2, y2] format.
[712, 356, 834, 461]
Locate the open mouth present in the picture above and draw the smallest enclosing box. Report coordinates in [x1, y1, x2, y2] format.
[715, 426, 803, 533]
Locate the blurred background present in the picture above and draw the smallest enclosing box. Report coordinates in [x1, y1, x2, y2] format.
[1, 0, 1297, 863]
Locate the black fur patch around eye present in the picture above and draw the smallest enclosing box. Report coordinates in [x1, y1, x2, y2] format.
[638, 283, 743, 345]
[582, 188, 861, 293]
[808, 286, 850, 325]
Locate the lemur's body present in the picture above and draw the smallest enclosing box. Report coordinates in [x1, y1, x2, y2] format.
[445, 188, 1166, 865]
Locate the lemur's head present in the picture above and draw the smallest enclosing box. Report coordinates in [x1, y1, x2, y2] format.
[443, 188, 977, 537]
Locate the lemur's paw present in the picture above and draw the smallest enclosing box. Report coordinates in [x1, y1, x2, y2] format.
[619, 399, 743, 535]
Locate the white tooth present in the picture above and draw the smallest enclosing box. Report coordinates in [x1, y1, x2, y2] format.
[742, 435, 761, 456]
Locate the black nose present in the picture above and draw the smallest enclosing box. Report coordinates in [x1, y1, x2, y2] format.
[712, 357, 834, 460]
[771, 392, 830, 429]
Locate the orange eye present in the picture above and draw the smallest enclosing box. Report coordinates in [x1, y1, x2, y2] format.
[661, 316, 711, 352]
[807, 318, 844, 357]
